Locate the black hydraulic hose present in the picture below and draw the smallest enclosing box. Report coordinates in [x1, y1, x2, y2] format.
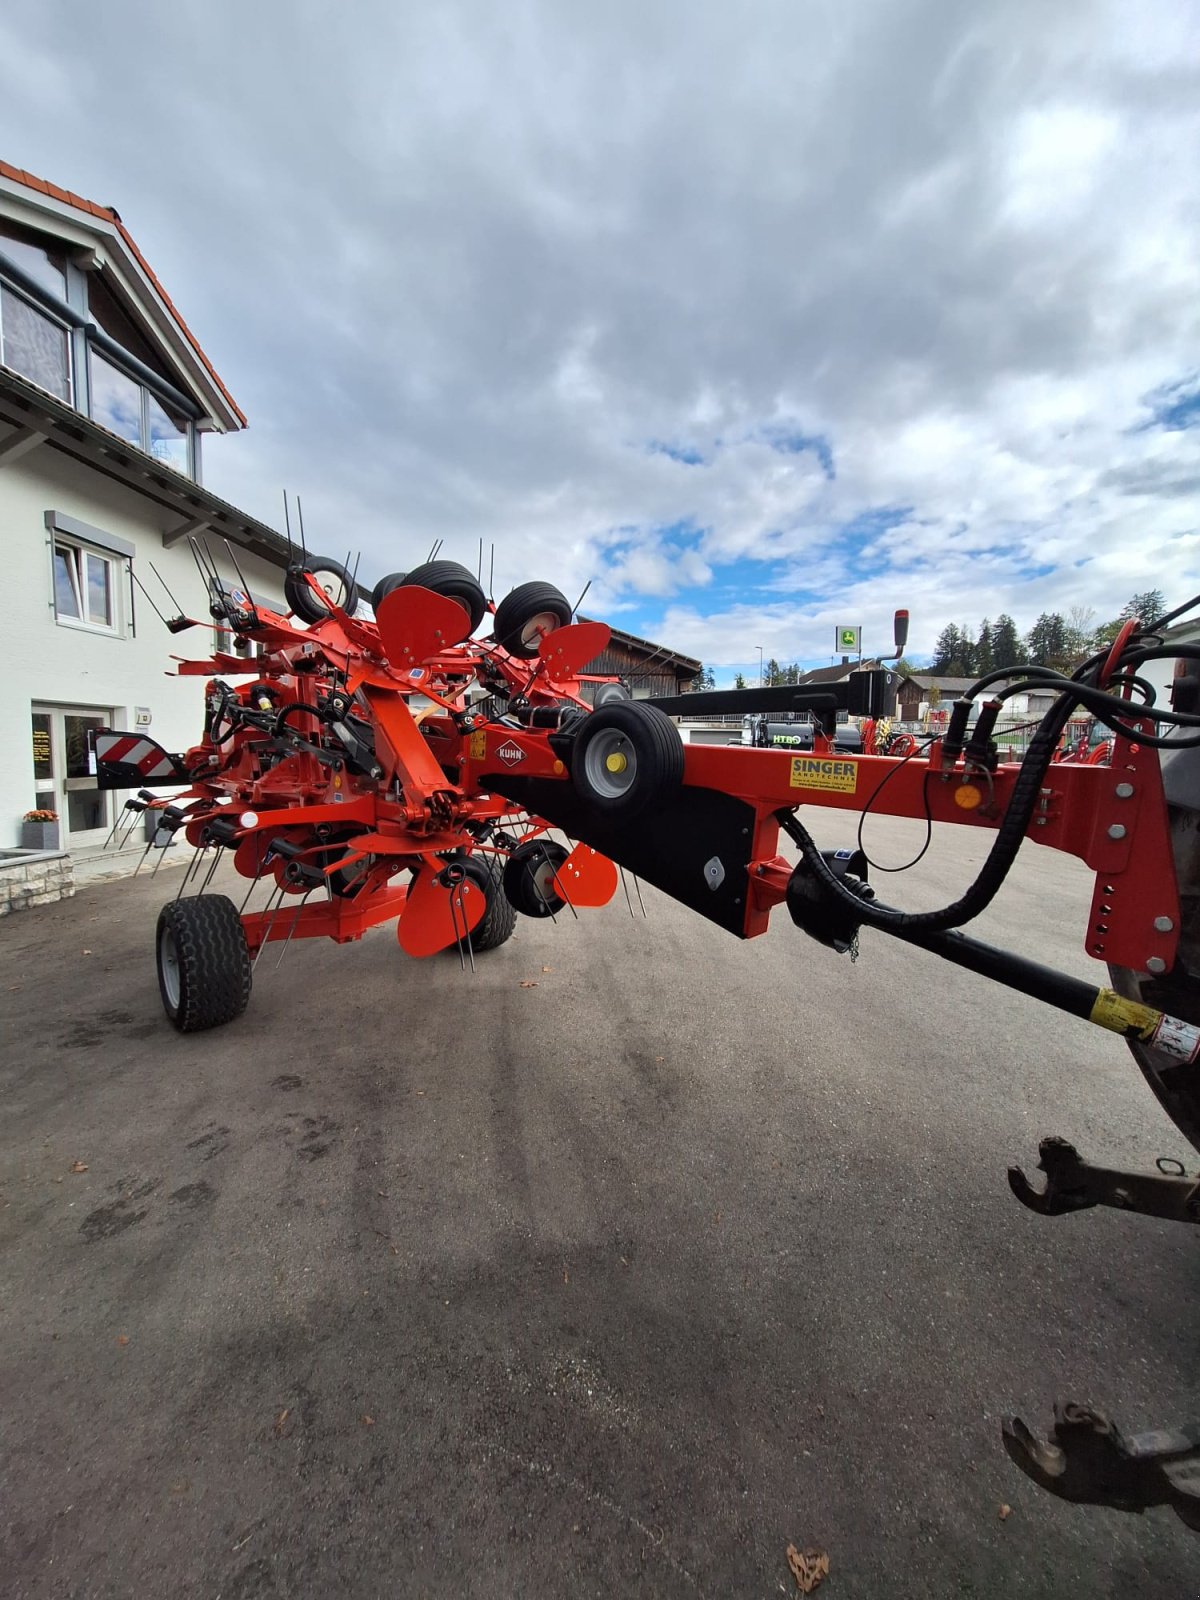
[273, 702, 322, 737]
[778, 686, 1079, 934]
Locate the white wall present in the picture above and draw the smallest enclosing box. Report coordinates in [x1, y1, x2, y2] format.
[2, 447, 287, 845]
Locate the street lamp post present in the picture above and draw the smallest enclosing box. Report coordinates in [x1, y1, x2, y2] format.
[757, 646, 764, 687]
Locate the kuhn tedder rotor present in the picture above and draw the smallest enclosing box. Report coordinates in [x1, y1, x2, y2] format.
[99, 545, 1200, 1525]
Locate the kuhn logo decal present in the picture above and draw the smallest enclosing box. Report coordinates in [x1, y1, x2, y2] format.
[496, 741, 525, 766]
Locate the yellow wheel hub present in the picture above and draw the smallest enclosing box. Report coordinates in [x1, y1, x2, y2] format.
[605, 751, 628, 774]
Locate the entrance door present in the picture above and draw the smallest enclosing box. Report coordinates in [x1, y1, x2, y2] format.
[31, 705, 114, 851]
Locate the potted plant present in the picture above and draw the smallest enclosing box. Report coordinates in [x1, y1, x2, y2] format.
[21, 809, 61, 851]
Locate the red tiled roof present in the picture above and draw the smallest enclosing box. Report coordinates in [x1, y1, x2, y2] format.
[0, 159, 247, 427]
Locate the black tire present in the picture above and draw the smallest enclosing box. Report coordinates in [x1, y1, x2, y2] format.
[493, 581, 573, 657]
[503, 840, 569, 918]
[401, 561, 487, 635]
[570, 702, 684, 819]
[156, 894, 251, 1033]
[285, 559, 359, 624]
[461, 853, 518, 950]
[371, 571, 408, 612]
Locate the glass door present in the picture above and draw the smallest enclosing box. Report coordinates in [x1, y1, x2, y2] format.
[30, 705, 114, 850]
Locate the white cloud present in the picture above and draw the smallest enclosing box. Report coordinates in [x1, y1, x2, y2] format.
[0, 0, 1196, 665]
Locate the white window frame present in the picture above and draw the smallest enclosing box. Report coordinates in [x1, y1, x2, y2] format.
[52, 535, 122, 635]
[45, 513, 136, 641]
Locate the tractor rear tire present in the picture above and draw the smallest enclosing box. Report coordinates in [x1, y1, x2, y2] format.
[401, 561, 487, 635]
[156, 894, 252, 1032]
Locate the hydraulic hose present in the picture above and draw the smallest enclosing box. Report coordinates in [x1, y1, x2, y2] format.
[779, 686, 1079, 934]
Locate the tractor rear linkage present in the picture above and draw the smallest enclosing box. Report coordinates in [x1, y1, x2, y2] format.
[99, 548, 1200, 1526]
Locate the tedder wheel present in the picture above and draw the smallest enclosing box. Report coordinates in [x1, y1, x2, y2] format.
[284, 558, 359, 624]
[371, 571, 408, 612]
[461, 853, 518, 950]
[493, 581, 573, 657]
[570, 701, 683, 819]
[401, 561, 488, 635]
[592, 679, 632, 708]
[503, 840, 570, 918]
[156, 895, 251, 1033]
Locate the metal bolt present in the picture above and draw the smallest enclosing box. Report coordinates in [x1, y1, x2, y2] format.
[1114, 782, 1134, 799]
[1146, 956, 1167, 975]
[1153, 916, 1175, 933]
[1107, 823, 1126, 841]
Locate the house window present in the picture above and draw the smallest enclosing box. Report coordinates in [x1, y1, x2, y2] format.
[53, 538, 119, 633]
[0, 282, 71, 401]
[88, 347, 191, 474]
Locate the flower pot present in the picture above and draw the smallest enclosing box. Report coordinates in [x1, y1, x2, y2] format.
[21, 821, 61, 851]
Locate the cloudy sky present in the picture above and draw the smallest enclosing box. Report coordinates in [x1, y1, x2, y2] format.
[2, 0, 1197, 678]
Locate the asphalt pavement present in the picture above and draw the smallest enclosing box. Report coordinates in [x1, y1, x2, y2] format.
[1, 814, 1198, 1598]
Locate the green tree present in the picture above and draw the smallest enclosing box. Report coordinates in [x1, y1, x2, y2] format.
[765, 657, 783, 686]
[1026, 612, 1068, 667]
[975, 619, 994, 676]
[1094, 590, 1168, 649]
[1120, 590, 1165, 625]
[733, 671, 747, 690]
[991, 614, 1021, 670]
[931, 624, 973, 675]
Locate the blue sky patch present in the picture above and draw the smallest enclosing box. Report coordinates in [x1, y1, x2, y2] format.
[1136, 372, 1200, 432]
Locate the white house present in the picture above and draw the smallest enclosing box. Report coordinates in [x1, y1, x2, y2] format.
[0, 160, 294, 855]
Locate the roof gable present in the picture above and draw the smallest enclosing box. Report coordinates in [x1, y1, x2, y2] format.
[0, 160, 245, 430]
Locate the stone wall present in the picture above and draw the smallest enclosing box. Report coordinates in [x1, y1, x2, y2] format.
[0, 850, 75, 915]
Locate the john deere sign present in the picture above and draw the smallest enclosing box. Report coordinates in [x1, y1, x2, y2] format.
[836, 625, 861, 652]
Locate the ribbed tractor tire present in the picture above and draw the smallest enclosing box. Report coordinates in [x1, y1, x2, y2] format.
[493, 581, 573, 657]
[400, 561, 488, 635]
[284, 558, 359, 624]
[156, 894, 252, 1033]
[461, 853, 518, 951]
[570, 701, 684, 819]
[371, 571, 408, 612]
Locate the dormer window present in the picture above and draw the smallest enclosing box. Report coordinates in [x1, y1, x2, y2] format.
[0, 173, 244, 474]
[87, 346, 190, 471]
[0, 281, 71, 401]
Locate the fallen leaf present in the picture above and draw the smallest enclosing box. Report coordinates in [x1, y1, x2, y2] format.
[519, 980, 538, 989]
[82, 949, 92, 956]
[998, 1504, 1012, 1521]
[170, 1481, 190, 1495]
[541, 965, 553, 973]
[562, 1268, 570, 1284]
[361, 1414, 374, 1426]
[70, 1161, 88, 1174]
[7, 983, 22, 991]
[787, 1545, 830, 1594]
[389, 1244, 399, 1255]
[274, 1408, 290, 1436]
[116, 1334, 129, 1346]
[655, 1056, 664, 1063]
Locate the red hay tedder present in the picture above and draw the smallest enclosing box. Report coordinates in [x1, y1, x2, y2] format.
[97, 546, 1200, 1524]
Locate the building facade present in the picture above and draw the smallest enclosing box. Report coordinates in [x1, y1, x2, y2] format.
[0, 162, 292, 852]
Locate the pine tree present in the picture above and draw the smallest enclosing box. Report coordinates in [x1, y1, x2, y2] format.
[931, 624, 973, 675]
[765, 657, 783, 686]
[1026, 612, 1068, 667]
[733, 671, 747, 690]
[991, 614, 1021, 670]
[975, 619, 994, 676]
[1119, 590, 1165, 625]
